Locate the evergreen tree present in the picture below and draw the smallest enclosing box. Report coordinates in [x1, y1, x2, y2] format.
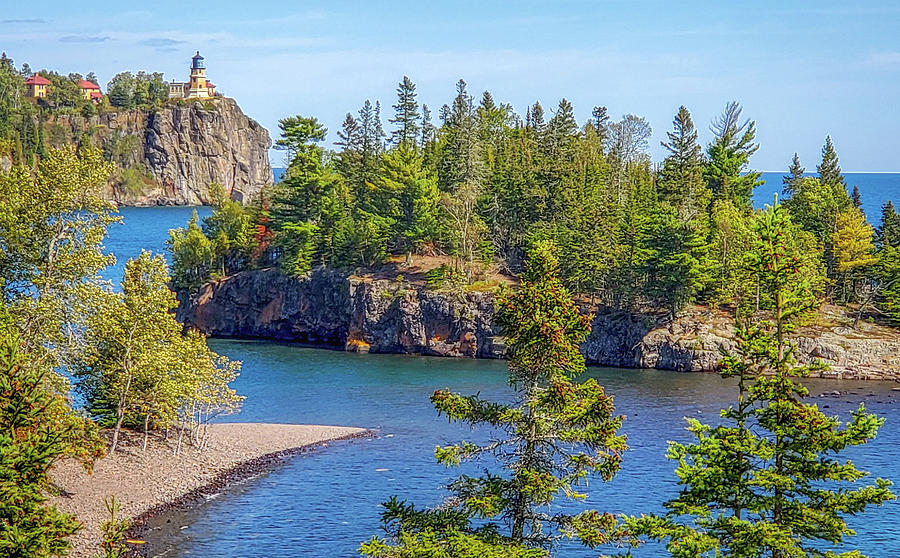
[875, 242, 900, 325]
[369, 146, 440, 259]
[361, 242, 626, 555]
[389, 76, 420, 148]
[817, 135, 846, 191]
[642, 208, 711, 317]
[438, 80, 483, 193]
[270, 115, 350, 273]
[658, 106, 709, 219]
[590, 105, 610, 144]
[624, 201, 895, 557]
[878, 200, 900, 248]
[0, 309, 104, 558]
[785, 175, 853, 296]
[852, 184, 862, 208]
[420, 103, 435, 148]
[350, 99, 386, 204]
[705, 102, 761, 210]
[782, 152, 805, 196]
[275, 115, 327, 174]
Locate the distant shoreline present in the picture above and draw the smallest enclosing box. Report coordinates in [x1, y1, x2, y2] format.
[50, 423, 373, 557]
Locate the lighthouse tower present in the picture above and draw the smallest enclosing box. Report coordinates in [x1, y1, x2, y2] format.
[188, 51, 209, 98]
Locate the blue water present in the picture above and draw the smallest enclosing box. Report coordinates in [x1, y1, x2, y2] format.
[99, 182, 900, 556]
[757, 172, 898, 219]
[101, 206, 211, 286]
[138, 342, 900, 557]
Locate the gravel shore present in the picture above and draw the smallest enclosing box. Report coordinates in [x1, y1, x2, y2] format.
[50, 423, 370, 557]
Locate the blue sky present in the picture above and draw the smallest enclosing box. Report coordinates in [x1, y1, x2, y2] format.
[3, 0, 900, 171]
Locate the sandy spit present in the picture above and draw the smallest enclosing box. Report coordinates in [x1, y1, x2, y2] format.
[50, 423, 372, 557]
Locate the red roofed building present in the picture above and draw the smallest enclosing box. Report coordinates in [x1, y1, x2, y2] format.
[25, 74, 51, 98]
[77, 79, 102, 102]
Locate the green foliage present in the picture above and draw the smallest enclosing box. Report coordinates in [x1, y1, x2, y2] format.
[116, 165, 152, 195]
[77, 252, 243, 452]
[390, 76, 421, 148]
[168, 210, 216, 292]
[95, 496, 130, 558]
[0, 307, 104, 558]
[659, 106, 710, 219]
[364, 242, 626, 555]
[622, 201, 895, 557]
[877, 201, 900, 249]
[106, 71, 167, 109]
[640, 207, 711, 316]
[705, 102, 761, 210]
[0, 145, 118, 372]
[166, 80, 882, 313]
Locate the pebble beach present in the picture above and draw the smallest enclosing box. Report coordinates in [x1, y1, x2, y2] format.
[50, 423, 370, 557]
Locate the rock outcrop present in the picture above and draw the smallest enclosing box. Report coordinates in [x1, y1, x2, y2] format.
[177, 269, 504, 358]
[49, 97, 272, 205]
[177, 269, 900, 380]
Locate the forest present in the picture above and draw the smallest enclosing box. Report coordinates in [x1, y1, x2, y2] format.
[169, 76, 900, 325]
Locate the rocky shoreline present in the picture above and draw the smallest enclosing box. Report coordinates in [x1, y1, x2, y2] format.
[50, 423, 371, 557]
[177, 268, 900, 380]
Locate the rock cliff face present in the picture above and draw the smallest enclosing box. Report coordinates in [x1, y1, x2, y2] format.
[50, 98, 272, 205]
[177, 269, 900, 380]
[177, 269, 504, 358]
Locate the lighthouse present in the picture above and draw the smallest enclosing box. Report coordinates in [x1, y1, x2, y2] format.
[169, 51, 217, 99]
[189, 51, 208, 97]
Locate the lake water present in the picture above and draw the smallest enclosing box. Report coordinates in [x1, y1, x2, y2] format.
[106, 181, 900, 557]
[757, 172, 900, 219]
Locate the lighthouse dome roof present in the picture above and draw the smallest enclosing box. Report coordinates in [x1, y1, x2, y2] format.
[191, 51, 205, 69]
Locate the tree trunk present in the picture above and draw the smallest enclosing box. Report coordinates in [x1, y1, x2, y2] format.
[110, 372, 133, 453]
[142, 412, 151, 452]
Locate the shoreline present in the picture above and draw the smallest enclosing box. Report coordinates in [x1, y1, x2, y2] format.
[50, 423, 373, 558]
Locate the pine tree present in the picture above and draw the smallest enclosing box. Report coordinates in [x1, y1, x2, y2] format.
[624, 200, 895, 557]
[817, 135, 846, 191]
[852, 184, 862, 208]
[705, 102, 761, 210]
[878, 200, 900, 248]
[361, 242, 626, 556]
[438, 80, 482, 193]
[351, 100, 386, 204]
[368, 146, 440, 259]
[782, 152, 804, 196]
[336, 113, 360, 151]
[658, 106, 709, 219]
[641, 207, 711, 317]
[389, 76, 420, 148]
[591, 105, 610, 144]
[420, 103, 435, 148]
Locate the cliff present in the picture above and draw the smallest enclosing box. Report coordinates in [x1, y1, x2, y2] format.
[177, 269, 900, 380]
[48, 97, 272, 205]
